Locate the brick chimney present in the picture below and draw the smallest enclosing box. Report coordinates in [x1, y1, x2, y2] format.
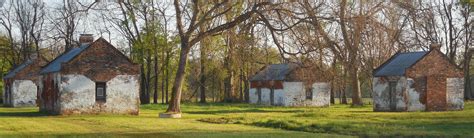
[430, 43, 441, 51]
[28, 52, 38, 60]
[79, 34, 94, 44]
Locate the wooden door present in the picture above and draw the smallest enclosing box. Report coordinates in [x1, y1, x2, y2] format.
[389, 81, 397, 111]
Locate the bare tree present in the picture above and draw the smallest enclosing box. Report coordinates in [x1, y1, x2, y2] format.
[0, 0, 46, 65]
[164, 1, 276, 114]
[48, 0, 97, 52]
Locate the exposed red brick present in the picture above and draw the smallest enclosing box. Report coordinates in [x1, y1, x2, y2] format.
[406, 49, 463, 111]
[61, 38, 139, 82]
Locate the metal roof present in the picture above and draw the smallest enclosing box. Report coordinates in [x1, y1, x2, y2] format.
[40, 44, 89, 74]
[374, 51, 428, 77]
[3, 59, 34, 79]
[250, 63, 299, 81]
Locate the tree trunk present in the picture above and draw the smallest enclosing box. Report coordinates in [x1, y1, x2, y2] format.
[165, 51, 170, 104]
[166, 42, 190, 113]
[144, 56, 152, 104]
[244, 75, 249, 103]
[161, 53, 166, 104]
[223, 28, 237, 102]
[139, 66, 148, 104]
[341, 66, 348, 104]
[464, 48, 472, 100]
[350, 67, 363, 106]
[239, 68, 244, 102]
[199, 41, 207, 103]
[341, 88, 348, 104]
[153, 55, 159, 104]
[330, 80, 335, 104]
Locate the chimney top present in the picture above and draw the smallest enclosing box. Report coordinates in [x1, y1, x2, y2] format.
[79, 34, 94, 44]
[28, 53, 38, 60]
[430, 43, 441, 51]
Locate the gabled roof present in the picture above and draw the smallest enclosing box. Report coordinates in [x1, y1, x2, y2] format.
[250, 63, 299, 81]
[373, 51, 428, 77]
[3, 60, 34, 79]
[40, 44, 89, 74]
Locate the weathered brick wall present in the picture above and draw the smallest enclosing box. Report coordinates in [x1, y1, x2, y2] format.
[406, 50, 463, 78]
[406, 50, 464, 111]
[11, 57, 48, 85]
[406, 78, 426, 111]
[426, 76, 447, 111]
[61, 38, 139, 82]
[38, 73, 61, 113]
[38, 38, 140, 115]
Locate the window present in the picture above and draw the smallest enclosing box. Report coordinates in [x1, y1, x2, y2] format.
[389, 82, 397, 94]
[257, 88, 262, 103]
[96, 82, 106, 102]
[389, 81, 397, 110]
[306, 88, 313, 100]
[270, 87, 275, 105]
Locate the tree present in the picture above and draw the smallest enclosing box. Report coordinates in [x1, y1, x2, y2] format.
[0, 0, 46, 63]
[48, 0, 97, 52]
[164, 1, 275, 114]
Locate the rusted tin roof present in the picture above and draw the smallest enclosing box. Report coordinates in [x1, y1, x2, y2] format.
[250, 63, 299, 81]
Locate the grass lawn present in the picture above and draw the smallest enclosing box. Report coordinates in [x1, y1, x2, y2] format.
[0, 101, 473, 137]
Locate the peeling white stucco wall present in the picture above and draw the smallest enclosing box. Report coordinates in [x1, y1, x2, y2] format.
[372, 77, 391, 111]
[10, 80, 37, 107]
[249, 81, 330, 107]
[105, 75, 140, 114]
[249, 88, 258, 104]
[283, 82, 305, 106]
[273, 89, 285, 106]
[60, 74, 96, 113]
[249, 88, 284, 105]
[406, 78, 425, 111]
[58, 74, 139, 115]
[447, 78, 464, 110]
[394, 77, 407, 111]
[372, 77, 409, 111]
[311, 83, 331, 107]
[260, 88, 271, 105]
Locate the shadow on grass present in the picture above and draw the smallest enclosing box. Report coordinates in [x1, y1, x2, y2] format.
[0, 111, 50, 117]
[185, 108, 304, 115]
[1, 132, 176, 138]
[347, 110, 373, 113]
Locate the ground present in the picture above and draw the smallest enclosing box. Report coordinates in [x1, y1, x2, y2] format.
[0, 101, 473, 137]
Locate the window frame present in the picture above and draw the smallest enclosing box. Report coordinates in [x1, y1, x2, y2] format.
[95, 82, 107, 102]
[305, 87, 313, 100]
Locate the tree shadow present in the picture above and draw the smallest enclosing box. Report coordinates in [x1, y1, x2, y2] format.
[185, 108, 305, 115]
[348, 110, 374, 113]
[0, 132, 176, 138]
[0, 111, 50, 117]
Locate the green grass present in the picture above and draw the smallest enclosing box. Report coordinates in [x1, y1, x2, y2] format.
[1, 101, 474, 137]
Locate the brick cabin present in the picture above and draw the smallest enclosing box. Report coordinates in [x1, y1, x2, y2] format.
[249, 63, 330, 107]
[38, 34, 140, 115]
[3, 55, 48, 107]
[372, 44, 464, 112]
